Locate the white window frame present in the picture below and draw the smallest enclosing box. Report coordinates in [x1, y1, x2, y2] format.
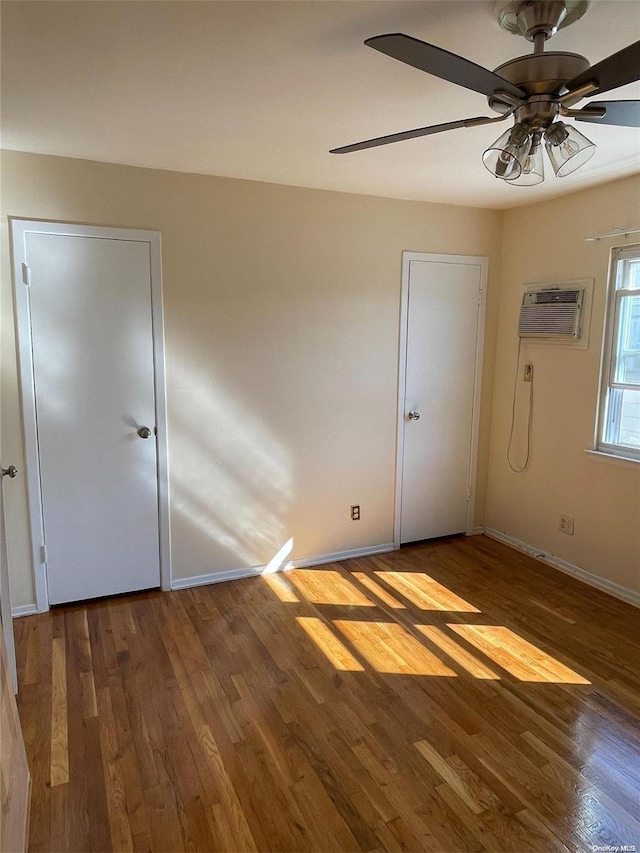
[596, 244, 640, 463]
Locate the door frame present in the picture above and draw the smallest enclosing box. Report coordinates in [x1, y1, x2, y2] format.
[10, 219, 171, 612]
[394, 251, 488, 548]
[1, 473, 18, 692]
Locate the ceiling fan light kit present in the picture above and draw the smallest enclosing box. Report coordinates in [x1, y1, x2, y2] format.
[544, 120, 596, 175]
[483, 124, 547, 184]
[513, 133, 546, 185]
[482, 125, 531, 181]
[331, 0, 640, 188]
[483, 115, 596, 183]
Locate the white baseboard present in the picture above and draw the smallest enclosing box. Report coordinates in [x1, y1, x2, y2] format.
[469, 526, 485, 536]
[171, 542, 396, 591]
[485, 528, 640, 609]
[288, 543, 396, 569]
[12, 603, 39, 618]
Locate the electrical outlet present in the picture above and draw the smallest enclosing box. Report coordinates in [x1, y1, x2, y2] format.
[559, 514, 574, 535]
[523, 363, 533, 382]
[350, 505, 360, 521]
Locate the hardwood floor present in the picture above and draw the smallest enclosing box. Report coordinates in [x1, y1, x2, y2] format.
[14, 535, 640, 852]
[1, 618, 30, 853]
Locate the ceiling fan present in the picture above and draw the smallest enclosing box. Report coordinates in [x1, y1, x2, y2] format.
[330, 0, 640, 186]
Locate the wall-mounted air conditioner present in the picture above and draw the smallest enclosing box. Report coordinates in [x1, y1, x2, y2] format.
[518, 287, 585, 339]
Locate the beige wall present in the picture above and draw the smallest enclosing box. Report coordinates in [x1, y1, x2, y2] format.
[1, 150, 502, 608]
[487, 175, 640, 596]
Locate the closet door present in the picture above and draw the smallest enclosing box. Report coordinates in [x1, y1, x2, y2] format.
[398, 254, 485, 543]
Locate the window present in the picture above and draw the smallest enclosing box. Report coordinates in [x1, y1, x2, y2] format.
[598, 245, 640, 460]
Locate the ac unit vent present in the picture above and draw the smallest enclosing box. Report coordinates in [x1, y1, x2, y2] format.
[518, 288, 584, 338]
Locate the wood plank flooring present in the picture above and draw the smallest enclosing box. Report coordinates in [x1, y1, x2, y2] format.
[14, 535, 640, 852]
[1, 617, 30, 853]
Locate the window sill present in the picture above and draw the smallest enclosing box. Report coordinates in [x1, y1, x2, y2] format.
[585, 449, 640, 469]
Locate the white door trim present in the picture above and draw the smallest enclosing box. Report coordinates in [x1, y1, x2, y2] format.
[394, 251, 487, 549]
[10, 219, 171, 611]
[1, 473, 18, 691]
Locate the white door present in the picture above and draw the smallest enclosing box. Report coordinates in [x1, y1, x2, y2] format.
[15, 225, 164, 605]
[398, 254, 485, 544]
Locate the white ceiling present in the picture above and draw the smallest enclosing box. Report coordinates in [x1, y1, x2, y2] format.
[2, 0, 639, 209]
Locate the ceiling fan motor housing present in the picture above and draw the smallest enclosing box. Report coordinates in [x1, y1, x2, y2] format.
[489, 51, 590, 118]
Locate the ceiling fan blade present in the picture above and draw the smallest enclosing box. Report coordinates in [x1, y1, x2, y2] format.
[572, 100, 640, 127]
[565, 40, 640, 96]
[330, 115, 498, 154]
[364, 33, 525, 99]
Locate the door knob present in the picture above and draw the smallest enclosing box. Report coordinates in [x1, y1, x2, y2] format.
[137, 426, 152, 439]
[407, 411, 421, 421]
[1, 465, 17, 478]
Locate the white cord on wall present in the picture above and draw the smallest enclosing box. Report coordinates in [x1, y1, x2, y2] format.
[507, 337, 534, 473]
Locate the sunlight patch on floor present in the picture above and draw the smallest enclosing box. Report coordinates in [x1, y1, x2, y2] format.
[333, 620, 457, 676]
[415, 625, 500, 680]
[289, 570, 375, 607]
[262, 573, 299, 603]
[353, 572, 406, 609]
[259, 562, 591, 684]
[448, 625, 590, 684]
[375, 572, 480, 612]
[296, 617, 364, 671]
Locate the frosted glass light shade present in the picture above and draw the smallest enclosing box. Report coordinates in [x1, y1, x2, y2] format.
[545, 122, 596, 177]
[482, 125, 531, 182]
